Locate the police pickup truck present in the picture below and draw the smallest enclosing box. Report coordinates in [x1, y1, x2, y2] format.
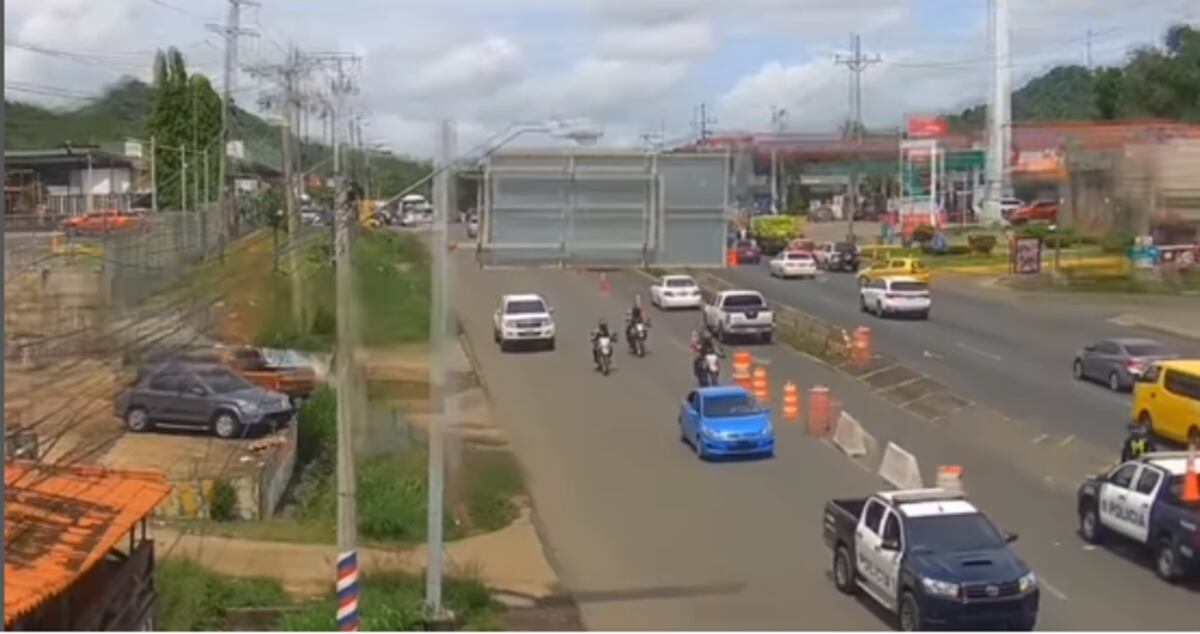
[1077, 452, 1200, 582]
[823, 489, 1039, 631]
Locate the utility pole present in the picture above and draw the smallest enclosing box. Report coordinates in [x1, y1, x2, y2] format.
[180, 146, 188, 213]
[207, 0, 259, 250]
[694, 103, 716, 142]
[324, 52, 363, 632]
[426, 118, 457, 622]
[835, 33, 881, 241]
[770, 105, 788, 213]
[983, 0, 1012, 224]
[150, 136, 158, 214]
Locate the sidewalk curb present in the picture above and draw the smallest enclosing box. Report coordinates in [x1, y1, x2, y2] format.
[1108, 314, 1200, 342]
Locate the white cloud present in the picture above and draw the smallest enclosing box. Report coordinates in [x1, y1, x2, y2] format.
[406, 37, 523, 99]
[597, 18, 716, 61]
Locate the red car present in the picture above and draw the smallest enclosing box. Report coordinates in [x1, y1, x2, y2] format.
[1009, 200, 1058, 225]
[734, 239, 762, 264]
[60, 210, 147, 235]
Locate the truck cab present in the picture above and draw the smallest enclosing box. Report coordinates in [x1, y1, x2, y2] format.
[823, 489, 1038, 631]
[1077, 452, 1200, 582]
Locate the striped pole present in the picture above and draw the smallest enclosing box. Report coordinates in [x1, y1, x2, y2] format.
[336, 550, 360, 631]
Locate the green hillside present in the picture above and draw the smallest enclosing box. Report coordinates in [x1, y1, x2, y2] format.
[5, 76, 430, 198]
[945, 23, 1200, 129]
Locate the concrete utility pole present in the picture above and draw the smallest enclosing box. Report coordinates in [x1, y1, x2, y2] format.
[150, 136, 158, 214]
[426, 118, 457, 620]
[770, 105, 788, 212]
[694, 103, 716, 142]
[983, 0, 1013, 223]
[835, 33, 881, 241]
[208, 0, 259, 250]
[179, 146, 188, 213]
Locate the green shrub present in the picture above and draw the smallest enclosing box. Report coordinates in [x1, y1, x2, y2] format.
[1100, 231, 1134, 253]
[911, 224, 936, 244]
[462, 451, 524, 532]
[297, 387, 337, 468]
[967, 234, 998, 255]
[209, 479, 239, 522]
[157, 559, 289, 631]
[921, 244, 971, 256]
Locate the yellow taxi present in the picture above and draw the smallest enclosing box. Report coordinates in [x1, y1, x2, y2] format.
[856, 257, 932, 286]
[1132, 360, 1200, 446]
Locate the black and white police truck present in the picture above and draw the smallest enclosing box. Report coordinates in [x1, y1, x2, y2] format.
[1077, 452, 1200, 582]
[823, 488, 1039, 631]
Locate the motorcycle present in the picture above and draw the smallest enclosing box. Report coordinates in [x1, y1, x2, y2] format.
[595, 335, 615, 375]
[697, 352, 721, 386]
[627, 321, 649, 357]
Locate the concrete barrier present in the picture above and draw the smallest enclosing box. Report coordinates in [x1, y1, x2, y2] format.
[878, 442, 923, 490]
[831, 411, 870, 457]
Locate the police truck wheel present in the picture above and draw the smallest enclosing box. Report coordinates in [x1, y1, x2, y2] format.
[1156, 537, 1181, 582]
[1079, 505, 1104, 544]
[898, 591, 923, 631]
[833, 545, 856, 595]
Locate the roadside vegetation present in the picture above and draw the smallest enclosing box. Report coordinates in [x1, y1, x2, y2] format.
[156, 559, 500, 631]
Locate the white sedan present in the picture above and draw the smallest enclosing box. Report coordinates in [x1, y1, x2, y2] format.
[650, 275, 703, 309]
[859, 276, 931, 319]
[769, 251, 818, 279]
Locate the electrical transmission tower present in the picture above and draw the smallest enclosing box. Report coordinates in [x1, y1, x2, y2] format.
[206, 0, 259, 251]
[835, 33, 880, 239]
[693, 103, 717, 142]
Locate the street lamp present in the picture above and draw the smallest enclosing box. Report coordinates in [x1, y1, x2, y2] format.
[424, 118, 601, 623]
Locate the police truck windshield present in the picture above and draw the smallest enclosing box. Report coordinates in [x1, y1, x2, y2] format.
[905, 513, 1007, 554]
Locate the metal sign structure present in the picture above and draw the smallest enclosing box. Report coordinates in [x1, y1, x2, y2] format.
[479, 150, 731, 267]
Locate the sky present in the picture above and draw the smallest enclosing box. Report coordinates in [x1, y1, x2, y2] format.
[5, 0, 1199, 159]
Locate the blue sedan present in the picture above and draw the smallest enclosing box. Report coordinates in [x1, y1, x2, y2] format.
[679, 386, 775, 460]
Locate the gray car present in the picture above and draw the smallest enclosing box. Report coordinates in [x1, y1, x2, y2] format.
[114, 363, 294, 439]
[1072, 337, 1179, 392]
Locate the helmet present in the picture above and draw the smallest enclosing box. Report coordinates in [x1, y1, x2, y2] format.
[700, 330, 713, 343]
[598, 319, 608, 329]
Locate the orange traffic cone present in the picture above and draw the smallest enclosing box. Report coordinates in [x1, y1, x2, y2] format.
[781, 381, 800, 421]
[599, 272, 609, 294]
[752, 367, 769, 403]
[732, 351, 752, 390]
[1183, 442, 1199, 504]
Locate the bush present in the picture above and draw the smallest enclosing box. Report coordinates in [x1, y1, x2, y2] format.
[157, 560, 289, 631]
[967, 234, 998, 255]
[911, 224, 936, 245]
[209, 479, 239, 521]
[921, 244, 971, 256]
[1100, 231, 1134, 253]
[274, 572, 498, 631]
[297, 387, 337, 468]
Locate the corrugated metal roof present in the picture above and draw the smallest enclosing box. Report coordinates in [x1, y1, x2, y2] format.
[3, 462, 171, 626]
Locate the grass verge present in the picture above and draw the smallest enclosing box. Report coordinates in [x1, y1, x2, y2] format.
[156, 559, 500, 631]
[157, 559, 290, 631]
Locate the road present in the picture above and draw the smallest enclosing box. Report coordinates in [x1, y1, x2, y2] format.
[719, 264, 1200, 449]
[452, 248, 1199, 630]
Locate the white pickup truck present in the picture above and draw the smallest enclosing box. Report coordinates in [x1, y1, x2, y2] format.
[703, 290, 774, 344]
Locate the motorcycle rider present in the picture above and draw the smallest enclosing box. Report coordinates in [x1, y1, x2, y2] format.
[691, 330, 723, 383]
[1120, 418, 1157, 462]
[590, 319, 616, 368]
[626, 296, 648, 343]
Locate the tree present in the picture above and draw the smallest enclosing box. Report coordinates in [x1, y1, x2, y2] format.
[147, 48, 222, 211]
[1094, 67, 1125, 120]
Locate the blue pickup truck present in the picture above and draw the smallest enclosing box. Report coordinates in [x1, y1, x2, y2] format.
[1077, 452, 1200, 582]
[823, 489, 1039, 631]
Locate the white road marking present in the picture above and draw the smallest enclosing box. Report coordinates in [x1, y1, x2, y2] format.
[922, 350, 944, 360]
[1040, 577, 1069, 601]
[751, 356, 773, 366]
[955, 341, 1003, 361]
[1058, 435, 1075, 448]
[1032, 433, 1049, 444]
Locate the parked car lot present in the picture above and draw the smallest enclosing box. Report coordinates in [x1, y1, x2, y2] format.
[115, 363, 294, 439]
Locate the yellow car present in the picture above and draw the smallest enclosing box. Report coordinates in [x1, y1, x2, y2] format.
[1131, 360, 1200, 446]
[857, 257, 932, 286]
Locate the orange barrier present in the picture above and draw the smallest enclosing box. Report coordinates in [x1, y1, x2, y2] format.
[732, 350, 752, 390]
[808, 386, 832, 435]
[851, 327, 871, 367]
[781, 381, 800, 421]
[726, 249, 738, 268]
[1184, 443, 1199, 504]
[937, 465, 964, 495]
[752, 367, 769, 403]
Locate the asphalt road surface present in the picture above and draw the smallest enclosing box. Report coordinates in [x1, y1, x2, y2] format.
[453, 250, 1200, 630]
[719, 264, 1200, 450]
